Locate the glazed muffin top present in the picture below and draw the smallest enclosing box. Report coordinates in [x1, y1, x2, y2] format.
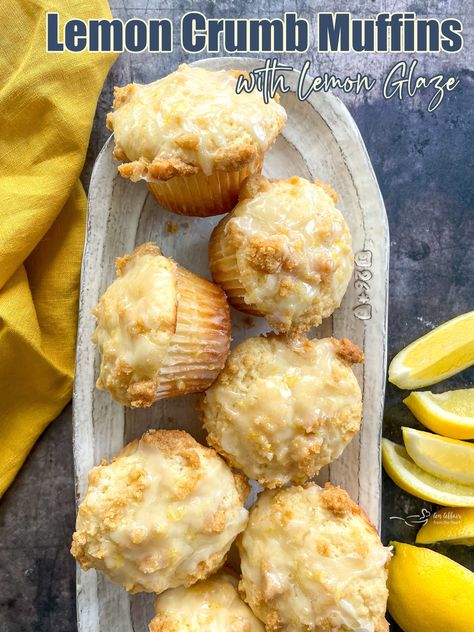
[107, 64, 287, 182]
[211, 175, 354, 333]
[239, 483, 391, 632]
[71, 430, 249, 594]
[93, 243, 178, 407]
[200, 334, 363, 488]
[150, 571, 265, 632]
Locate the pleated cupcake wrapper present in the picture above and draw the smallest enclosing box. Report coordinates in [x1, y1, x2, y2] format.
[156, 265, 231, 399]
[147, 158, 263, 217]
[209, 216, 263, 316]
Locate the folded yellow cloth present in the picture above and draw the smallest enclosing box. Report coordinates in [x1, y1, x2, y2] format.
[0, 1, 116, 496]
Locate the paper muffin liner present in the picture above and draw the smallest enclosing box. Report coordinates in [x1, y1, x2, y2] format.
[147, 158, 263, 217]
[156, 265, 231, 399]
[208, 216, 263, 316]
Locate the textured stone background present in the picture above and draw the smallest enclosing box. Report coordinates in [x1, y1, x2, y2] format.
[0, 1, 473, 630]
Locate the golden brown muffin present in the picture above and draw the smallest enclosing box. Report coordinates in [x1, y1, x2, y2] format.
[209, 175, 354, 332]
[71, 430, 249, 594]
[107, 64, 286, 216]
[199, 334, 363, 488]
[149, 571, 265, 631]
[92, 242, 230, 407]
[238, 484, 391, 631]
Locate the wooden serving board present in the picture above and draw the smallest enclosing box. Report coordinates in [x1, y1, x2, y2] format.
[73, 57, 389, 632]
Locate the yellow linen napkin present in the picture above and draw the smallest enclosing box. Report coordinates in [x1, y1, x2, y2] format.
[0, 1, 116, 496]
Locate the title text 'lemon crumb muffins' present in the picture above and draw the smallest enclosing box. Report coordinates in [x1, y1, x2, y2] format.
[149, 571, 265, 632]
[93, 242, 230, 408]
[200, 334, 363, 488]
[107, 64, 287, 217]
[209, 175, 354, 332]
[71, 430, 249, 594]
[239, 483, 391, 632]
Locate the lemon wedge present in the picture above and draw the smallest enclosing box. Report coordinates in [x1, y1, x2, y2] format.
[388, 311, 474, 389]
[382, 438, 474, 506]
[402, 427, 474, 485]
[405, 389, 474, 439]
[388, 541, 474, 632]
[416, 507, 474, 545]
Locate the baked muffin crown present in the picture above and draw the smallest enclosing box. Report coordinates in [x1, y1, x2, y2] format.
[107, 64, 286, 183]
[238, 483, 391, 632]
[209, 175, 354, 333]
[71, 429, 249, 594]
[93, 243, 177, 406]
[149, 571, 265, 632]
[200, 334, 363, 488]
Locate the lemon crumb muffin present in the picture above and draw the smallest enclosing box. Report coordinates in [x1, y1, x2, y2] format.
[71, 430, 249, 594]
[209, 175, 354, 332]
[107, 64, 286, 216]
[149, 571, 264, 631]
[199, 334, 363, 488]
[93, 242, 230, 407]
[239, 483, 391, 631]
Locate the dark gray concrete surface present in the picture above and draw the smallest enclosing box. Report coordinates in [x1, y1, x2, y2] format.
[0, 1, 473, 630]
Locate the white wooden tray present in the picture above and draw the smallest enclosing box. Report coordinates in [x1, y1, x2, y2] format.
[73, 57, 389, 632]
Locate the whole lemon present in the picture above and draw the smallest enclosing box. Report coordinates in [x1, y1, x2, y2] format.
[388, 541, 474, 632]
